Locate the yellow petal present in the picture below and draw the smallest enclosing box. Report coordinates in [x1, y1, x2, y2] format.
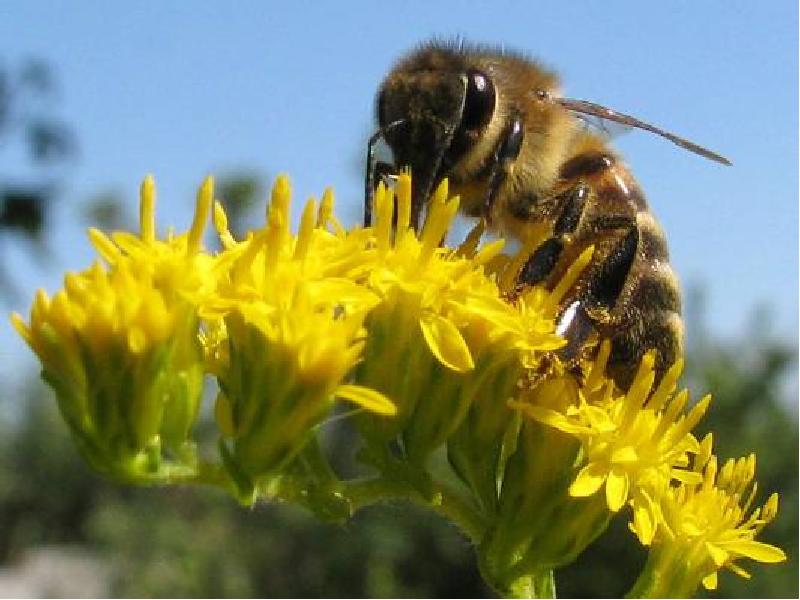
[681, 520, 704, 536]
[473, 238, 505, 264]
[463, 295, 520, 331]
[139, 174, 156, 243]
[630, 502, 656, 545]
[419, 313, 474, 372]
[188, 176, 213, 254]
[127, 327, 147, 354]
[605, 469, 630, 511]
[727, 562, 751, 579]
[294, 198, 317, 261]
[510, 402, 590, 435]
[336, 384, 397, 416]
[763, 493, 780, 521]
[309, 279, 379, 312]
[88, 228, 121, 264]
[701, 571, 718, 590]
[316, 186, 334, 228]
[706, 541, 729, 567]
[611, 446, 638, 464]
[376, 183, 395, 254]
[10, 313, 33, 346]
[724, 540, 787, 564]
[395, 172, 412, 233]
[546, 245, 593, 310]
[671, 468, 704, 485]
[570, 462, 607, 497]
[584, 404, 615, 432]
[212, 201, 234, 247]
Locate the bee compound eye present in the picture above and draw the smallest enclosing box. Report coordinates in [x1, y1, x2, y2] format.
[462, 69, 496, 130]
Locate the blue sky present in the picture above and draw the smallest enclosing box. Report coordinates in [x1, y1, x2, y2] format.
[0, 1, 797, 382]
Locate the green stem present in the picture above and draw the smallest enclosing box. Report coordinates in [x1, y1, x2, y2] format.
[343, 477, 488, 544]
[133, 460, 236, 493]
[106, 457, 242, 499]
[626, 544, 701, 598]
[506, 575, 534, 599]
[192, 461, 238, 490]
[532, 570, 556, 599]
[480, 569, 555, 599]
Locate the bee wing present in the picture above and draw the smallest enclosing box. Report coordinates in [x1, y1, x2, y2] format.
[572, 112, 633, 140]
[555, 97, 732, 166]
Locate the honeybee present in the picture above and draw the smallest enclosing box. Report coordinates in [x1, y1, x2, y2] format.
[366, 41, 730, 389]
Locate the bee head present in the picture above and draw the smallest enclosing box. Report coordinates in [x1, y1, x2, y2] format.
[376, 46, 498, 208]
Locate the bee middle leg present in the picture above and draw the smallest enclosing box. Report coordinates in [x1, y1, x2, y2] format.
[515, 182, 596, 368]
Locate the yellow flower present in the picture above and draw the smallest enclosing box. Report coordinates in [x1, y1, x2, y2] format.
[204, 176, 394, 486]
[11, 167, 787, 598]
[447, 243, 593, 514]
[514, 343, 709, 512]
[629, 438, 786, 597]
[479, 373, 609, 587]
[11, 176, 214, 480]
[354, 174, 569, 466]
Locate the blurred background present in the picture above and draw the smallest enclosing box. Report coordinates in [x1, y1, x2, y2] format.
[0, 1, 796, 597]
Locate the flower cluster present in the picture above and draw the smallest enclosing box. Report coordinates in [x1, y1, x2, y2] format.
[11, 176, 215, 480]
[11, 172, 785, 597]
[629, 438, 785, 596]
[201, 177, 394, 491]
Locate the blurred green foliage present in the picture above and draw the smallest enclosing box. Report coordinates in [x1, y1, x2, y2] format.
[0, 382, 490, 597]
[1, 303, 795, 597]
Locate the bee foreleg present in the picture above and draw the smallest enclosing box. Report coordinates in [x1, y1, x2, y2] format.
[483, 114, 524, 223]
[364, 159, 401, 229]
[364, 128, 385, 227]
[364, 120, 406, 227]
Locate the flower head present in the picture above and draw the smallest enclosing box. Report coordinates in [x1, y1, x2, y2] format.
[10, 168, 787, 597]
[514, 342, 709, 512]
[11, 175, 214, 479]
[629, 437, 786, 596]
[204, 176, 394, 484]
[353, 174, 568, 465]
